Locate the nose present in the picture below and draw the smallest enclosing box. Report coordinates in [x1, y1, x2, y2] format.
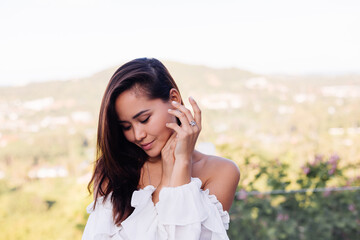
[133, 125, 146, 142]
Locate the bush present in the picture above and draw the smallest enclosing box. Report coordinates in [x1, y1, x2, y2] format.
[228, 154, 360, 240]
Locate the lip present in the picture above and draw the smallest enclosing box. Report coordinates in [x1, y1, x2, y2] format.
[140, 140, 155, 150]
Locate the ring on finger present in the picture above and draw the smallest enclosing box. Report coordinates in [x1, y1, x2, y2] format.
[189, 120, 196, 127]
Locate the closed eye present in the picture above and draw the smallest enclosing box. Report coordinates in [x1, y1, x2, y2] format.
[140, 116, 150, 124]
[119, 116, 150, 131]
[121, 125, 131, 131]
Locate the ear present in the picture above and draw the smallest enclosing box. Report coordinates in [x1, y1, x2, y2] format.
[169, 88, 182, 104]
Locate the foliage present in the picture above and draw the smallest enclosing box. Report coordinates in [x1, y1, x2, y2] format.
[228, 153, 360, 240]
[0, 178, 91, 240]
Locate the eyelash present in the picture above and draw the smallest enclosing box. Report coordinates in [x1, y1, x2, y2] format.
[122, 126, 131, 131]
[140, 116, 150, 124]
[121, 116, 150, 131]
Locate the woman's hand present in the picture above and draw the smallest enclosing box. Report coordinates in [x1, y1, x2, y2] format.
[159, 132, 177, 186]
[165, 97, 202, 186]
[152, 97, 201, 202]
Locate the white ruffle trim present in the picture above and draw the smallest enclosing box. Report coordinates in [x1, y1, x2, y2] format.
[82, 178, 230, 240]
[156, 178, 229, 234]
[204, 189, 230, 230]
[83, 194, 121, 239]
[121, 185, 168, 240]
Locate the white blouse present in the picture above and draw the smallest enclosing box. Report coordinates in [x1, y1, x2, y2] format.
[82, 178, 230, 240]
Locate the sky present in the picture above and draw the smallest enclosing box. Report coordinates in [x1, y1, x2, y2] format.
[0, 0, 359, 86]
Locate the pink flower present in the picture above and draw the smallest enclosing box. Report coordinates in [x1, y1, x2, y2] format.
[276, 213, 289, 221]
[328, 154, 339, 165]
[323, 187, 335, 197]
[256, 193, 265, 199]
[323, 189, 332, 197]
[328, 168, 335, 175]
[302, 166, 310, 175]
[237, 189, 248, 200]
[346, 176, 360, 186]
[260, 220, 267, 227]
[348, 204, 356, 213]
[312, 154, 323, 166]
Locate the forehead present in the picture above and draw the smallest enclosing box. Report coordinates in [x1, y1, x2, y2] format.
[114, 89, 165, 120]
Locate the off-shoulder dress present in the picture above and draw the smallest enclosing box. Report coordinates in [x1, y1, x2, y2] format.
[82, 178, 230, 240]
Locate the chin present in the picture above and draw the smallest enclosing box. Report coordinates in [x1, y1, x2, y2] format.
[145, 141, 165, 159]
[145, 149, 161, 159]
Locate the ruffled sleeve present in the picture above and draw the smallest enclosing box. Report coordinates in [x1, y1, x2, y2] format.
[82, 178, 230, 240]
[155, 178, 230, 240]
[82, 194, 122, 240]
[82, 186, 165, 240]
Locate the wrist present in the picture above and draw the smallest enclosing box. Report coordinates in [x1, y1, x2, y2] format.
[169, 163, 191, 187]
[175, 156, 192, 165]
[159, 179, 170, 188]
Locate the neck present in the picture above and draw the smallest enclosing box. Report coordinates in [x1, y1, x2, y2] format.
[148, 155, 162, 164]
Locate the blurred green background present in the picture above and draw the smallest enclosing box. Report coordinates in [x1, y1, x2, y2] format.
[0, 62, 359, 239]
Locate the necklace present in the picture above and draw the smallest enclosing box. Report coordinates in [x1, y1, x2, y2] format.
[146, 162, 152, 186]
[146, 162, 161, 188]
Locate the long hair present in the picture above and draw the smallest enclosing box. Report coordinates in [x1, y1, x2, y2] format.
[88, 58, 182, 225]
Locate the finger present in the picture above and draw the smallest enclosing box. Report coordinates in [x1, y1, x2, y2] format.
[166, 122, 183, 135]
[168, 108, 193, 131]
[162, 132, 177, 162]
[161, 132, 176, 161]
[188, 97, 201, 129]
[171, 101, 195, 128]
[163, 131, 177, 149]
[169, 136, 177, 152]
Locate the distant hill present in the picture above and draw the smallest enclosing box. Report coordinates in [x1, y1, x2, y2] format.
[0, 61, 359, 176]
[1, 61, 359, 102]
[0, 61, 258, 101]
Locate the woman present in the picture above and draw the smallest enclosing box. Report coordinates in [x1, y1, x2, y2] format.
[82, 58, 240, 240]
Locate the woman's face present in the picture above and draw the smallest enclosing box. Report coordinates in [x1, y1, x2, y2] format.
[115, 89, 177, 159]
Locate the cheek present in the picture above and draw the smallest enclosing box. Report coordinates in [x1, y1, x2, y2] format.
[150, 112, 176, 136]
[150, 119, 169, 136]
[123, 131, 134, 142]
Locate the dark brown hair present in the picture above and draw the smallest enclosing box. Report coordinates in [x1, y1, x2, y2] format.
[88, 58, 182, 225]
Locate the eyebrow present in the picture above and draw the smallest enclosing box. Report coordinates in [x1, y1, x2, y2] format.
[118, 109, 150, 123]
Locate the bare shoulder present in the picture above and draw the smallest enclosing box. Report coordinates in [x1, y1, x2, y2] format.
[206, 155, 240, 177]
[203, 155, 240, 190]
[193, 151, 240, 211]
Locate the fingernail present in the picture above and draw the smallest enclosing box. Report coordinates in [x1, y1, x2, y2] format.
[168, 109, 171, 112]
[189, 96, 194, 101]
